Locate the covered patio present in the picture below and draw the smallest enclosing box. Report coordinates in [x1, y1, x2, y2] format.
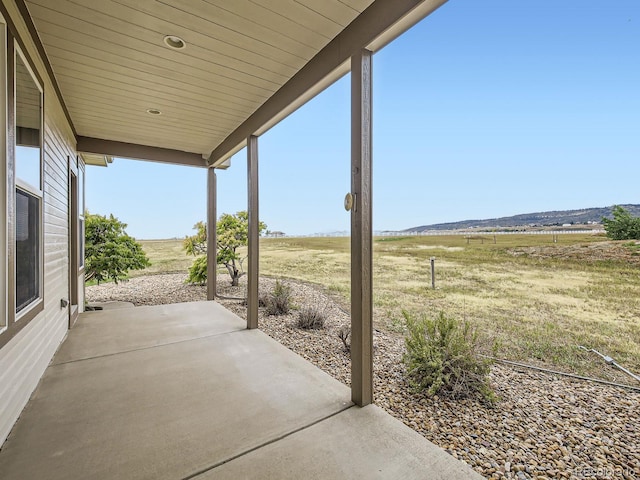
[14, 0, 455, 409]
[0, 302, 480, 479]
[0, 0, 488, 477]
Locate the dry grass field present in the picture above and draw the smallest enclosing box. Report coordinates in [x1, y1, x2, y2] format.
[138, 234, 640, 384]
[134, 239, 194, 276]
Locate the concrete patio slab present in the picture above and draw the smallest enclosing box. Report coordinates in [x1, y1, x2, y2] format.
[201, 404, 483, 479]
[0, 302, 482, 480]
[0, 328, 351, 480]
[53, 301, 245, 364]
[86, 300, 136, 310]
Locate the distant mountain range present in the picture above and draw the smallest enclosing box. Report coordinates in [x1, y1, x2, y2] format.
[405, 204, 640, 232]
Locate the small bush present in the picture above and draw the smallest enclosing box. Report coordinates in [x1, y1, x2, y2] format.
[186, 256, 207, 285]
[297, 304, 328, 329]
[258, 291, 269, 307]
[338, 324, 351, 351]
[264, 280, 292, 316]
[402, 311, 495, 402]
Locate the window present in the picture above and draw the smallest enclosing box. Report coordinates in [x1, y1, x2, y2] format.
[0, 17, 6, 331]
[78, 162, 85, 269]
[14, 46, 43, 318]
[15, 189, 39, 312]
[0, 19, 46, 346]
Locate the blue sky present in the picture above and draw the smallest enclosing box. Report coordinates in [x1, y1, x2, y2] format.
[86, 0, 640, 239]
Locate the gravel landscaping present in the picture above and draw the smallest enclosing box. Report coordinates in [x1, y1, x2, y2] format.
[87, 274, 640, 480]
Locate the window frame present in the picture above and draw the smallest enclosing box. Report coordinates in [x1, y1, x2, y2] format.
[0, 26, 45, 348]
[78, 159, 85, 271]
[13, 43, 44, 322]
[0, 14, 6, 335]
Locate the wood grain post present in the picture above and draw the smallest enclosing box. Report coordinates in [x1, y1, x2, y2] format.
[430, 257, 436, 289]
[247, 135, 259, 329]
[206, 167, 217, 301]
[350, 48, 373, 407]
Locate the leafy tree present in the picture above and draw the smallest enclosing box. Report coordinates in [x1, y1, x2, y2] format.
[85, 213, 150, 284]
[602, 205, 640, 240]
[184, 211, 266, 286]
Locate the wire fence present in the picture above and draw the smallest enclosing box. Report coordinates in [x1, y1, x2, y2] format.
[271, 229, 605, 238]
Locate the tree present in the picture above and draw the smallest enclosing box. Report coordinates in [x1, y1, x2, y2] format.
[184, 211, 266, 286]
[602, 205, 640, 240]
[85, 213, 150, 284]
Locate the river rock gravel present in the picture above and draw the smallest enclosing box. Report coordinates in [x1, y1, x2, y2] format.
[87, 274, 640, 479]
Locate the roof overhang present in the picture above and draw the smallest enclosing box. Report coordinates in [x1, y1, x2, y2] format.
[81, 152, 113, 168]
[21, 0, 448, 167]
[207, 0, 448, 168]
[77, 136, 207, 168]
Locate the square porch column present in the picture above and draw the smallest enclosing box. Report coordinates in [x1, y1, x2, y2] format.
[206, 167, 217, 301]
[247, 135, 259, 329]
[350, 48, 373, 407]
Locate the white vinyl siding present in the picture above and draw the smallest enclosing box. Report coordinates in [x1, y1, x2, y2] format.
[0, 0, 76, 446]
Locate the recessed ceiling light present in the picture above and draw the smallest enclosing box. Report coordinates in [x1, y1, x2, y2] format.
[163, 35, 186, 50]
[146, 108, 162, 115]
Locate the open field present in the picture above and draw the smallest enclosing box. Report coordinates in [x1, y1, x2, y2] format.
[137, 234, 640, 383]
[135, 239, 194, 276]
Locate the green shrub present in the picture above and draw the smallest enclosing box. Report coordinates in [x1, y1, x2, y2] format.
[602, 205, 640, 240]
[297, 304, 328, 329]
[186, 256, 207, 285]
[264, 280, 292, 315]
[402, 311, 495, 402]
[85, 213, 150, 284]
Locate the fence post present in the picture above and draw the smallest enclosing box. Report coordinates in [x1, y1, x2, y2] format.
[430, 257, 436, 289]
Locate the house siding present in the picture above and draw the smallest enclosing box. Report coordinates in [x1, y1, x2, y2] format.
[0, 0, 76, 446]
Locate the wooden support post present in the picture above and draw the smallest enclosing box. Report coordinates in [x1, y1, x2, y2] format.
[350, 48, 373, 407]
[430, 257, 436, 289]
[206, 168, 217, 301]
[247, 135, 259, 329]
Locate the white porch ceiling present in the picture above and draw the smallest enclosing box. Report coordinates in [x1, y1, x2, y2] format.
[23, 0, 446, 167]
